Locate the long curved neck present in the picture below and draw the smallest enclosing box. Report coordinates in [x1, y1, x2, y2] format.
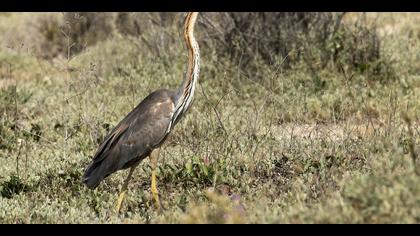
[173, 12, 200, 123]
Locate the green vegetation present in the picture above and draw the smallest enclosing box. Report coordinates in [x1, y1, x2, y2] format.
[0, 12, 419, 223]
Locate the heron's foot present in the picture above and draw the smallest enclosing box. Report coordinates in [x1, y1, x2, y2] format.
[115, 190, 127, 213]
[151, 171, 163, 210]
[151, 190, 162, 210]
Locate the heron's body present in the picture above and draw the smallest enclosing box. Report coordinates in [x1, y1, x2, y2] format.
[82, 12, 201, 211]
[83, 89, 176, 188]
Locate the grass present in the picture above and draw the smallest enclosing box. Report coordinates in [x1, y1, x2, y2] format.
[0, 12, 419, 224]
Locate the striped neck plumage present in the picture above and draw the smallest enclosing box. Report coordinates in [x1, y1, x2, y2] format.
[173, 12, 200, 124]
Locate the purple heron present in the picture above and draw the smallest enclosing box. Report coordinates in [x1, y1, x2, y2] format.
[83, 12, 201, 212]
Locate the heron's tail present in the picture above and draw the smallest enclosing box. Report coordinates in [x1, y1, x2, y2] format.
[83, 161, 107, 189]
[82, 127, 125, 189]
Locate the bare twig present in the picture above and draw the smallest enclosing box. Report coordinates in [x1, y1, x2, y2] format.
[199, 82, 229, 136]
[402, 112, 419, 175]
[15, 139, 22, 177]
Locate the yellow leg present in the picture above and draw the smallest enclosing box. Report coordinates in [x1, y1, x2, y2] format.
[150, 148, 162, 210]
[115, 165, 137, 213]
